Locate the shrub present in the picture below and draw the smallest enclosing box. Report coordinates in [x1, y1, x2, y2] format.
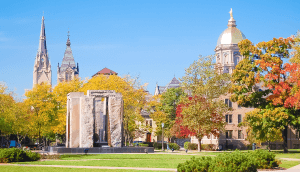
[249, 149, 280, 169]
[169, 143, 180, 150]
[138, 143, 149, 147]
[153, 142, 167, 150]
[26, 151, 41, 161]
[184, 142, 198, 150]
[184, 142, 189, 150]
[177, 150, 281, 172]
[0, 148, 41, 163]
[209, 150, 256, 172]
[177, 156, 212, 172]
[143, 142, 154, 147]
[201, 144, 214, 151]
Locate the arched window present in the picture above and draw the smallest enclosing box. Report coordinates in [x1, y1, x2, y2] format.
[234, 56, 239, 66]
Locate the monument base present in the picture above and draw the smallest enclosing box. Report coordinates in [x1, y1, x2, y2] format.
[49, 147, 154, 154]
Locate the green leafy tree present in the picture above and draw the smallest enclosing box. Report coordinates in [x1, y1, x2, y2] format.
[149, 88, 185, 140]
[180, 55, 231, 151]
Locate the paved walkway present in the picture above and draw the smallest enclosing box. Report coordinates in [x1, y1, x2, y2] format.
[2, 163, 300, 171]
[0, 164, 177, 171]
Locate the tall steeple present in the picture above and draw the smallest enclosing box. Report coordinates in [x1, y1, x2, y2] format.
[38, 16, 47, 55]
[57, 31, 79, 83]
[33, 15, 52, 87]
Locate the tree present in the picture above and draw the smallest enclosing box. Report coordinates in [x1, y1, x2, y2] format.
[180, 55, 231, 151]
[11, 102, 32, 146]
[149, 88, 185, 140]
[171, 103, 196, 138]
[52, 78, 83, 135]
[230, 37, 300, 153]
[79, 75, 147, 145]
[24, 83, 59, 145]
[148, 94, 170, 139]
[0, 83, 16, 147]
[241, 108, 284, 151]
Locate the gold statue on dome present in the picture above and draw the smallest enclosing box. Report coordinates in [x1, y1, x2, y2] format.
[229, 8, 233, 18]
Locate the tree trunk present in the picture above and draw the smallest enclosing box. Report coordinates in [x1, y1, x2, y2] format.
[282, 125, 288, 153]
[268, 141, 271, 152]
[198, 138, 202, 152]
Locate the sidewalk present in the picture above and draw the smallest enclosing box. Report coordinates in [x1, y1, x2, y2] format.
[258, 163, 300, 172]
[0, 164, 177, 171]
[2, 163, 300, 171]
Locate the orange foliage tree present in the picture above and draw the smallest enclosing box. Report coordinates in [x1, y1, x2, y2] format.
[230, 37, 300, 152]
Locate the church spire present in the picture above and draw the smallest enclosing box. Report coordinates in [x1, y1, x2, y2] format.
[66, 30, 71, 46]
[33, 15, 52, 87]
[38, 16, 47, 55]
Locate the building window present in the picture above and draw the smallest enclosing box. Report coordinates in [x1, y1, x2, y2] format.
[226, 130, 232, 139]
[238, 130, 243, 139]
[225, 114, 232, 124]
[225, 99, 232, 108]
[238, 104, 241, 108]
[238, 114, 242, 124]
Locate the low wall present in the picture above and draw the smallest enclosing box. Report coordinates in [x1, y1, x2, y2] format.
[49, 146, 154, 154]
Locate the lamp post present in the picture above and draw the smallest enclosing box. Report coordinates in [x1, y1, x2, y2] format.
[162, 123, 164, 151]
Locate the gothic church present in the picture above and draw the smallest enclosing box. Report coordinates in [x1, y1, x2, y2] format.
[33, 16, 79, 87]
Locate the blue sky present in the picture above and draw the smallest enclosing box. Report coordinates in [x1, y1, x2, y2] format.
[1, 0, 300, 99]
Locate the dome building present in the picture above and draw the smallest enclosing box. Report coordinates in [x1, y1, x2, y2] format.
[215, 8, 246, 74]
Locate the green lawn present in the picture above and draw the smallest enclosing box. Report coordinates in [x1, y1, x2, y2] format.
[273, 149, 300, 159]
[280, 161, 300, 169]
[17, 154, 190, 169]
[12, 150, 300, 170]
[0, 166, 159, 172]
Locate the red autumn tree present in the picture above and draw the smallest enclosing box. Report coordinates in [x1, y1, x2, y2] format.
[171, 103, 195, 138]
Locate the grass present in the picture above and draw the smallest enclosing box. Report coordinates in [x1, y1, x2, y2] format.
[10, 150, 300, 170]
[280, 160, 300, 169]
[272, 149, 300, 159]
[17, 154, 189, 168]
[0, 166, 159, 172]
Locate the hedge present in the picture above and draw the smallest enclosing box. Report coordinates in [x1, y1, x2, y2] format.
[177, 149, 281, 172]
[184, 142, 215, 150]
[0, 148, 41, 163]
[153, 142, 180, 150]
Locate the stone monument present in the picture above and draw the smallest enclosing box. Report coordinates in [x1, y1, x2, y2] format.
[66, 90, 124, 148]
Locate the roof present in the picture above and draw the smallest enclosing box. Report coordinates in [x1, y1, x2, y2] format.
[60, 36, 76, 72]
[165, 77, 181, 89]
[93, 67, 118, 77]
[37, 16, 47, 56]
[217, 9, 246, 46]
[155, 77, 181, 95]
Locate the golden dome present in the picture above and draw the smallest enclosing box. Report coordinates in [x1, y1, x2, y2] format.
[217, 9, 246, 46]
[217, 27, 246, 46]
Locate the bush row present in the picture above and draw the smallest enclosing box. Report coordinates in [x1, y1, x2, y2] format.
[0, 148, 41, 163]
[153, 142, 180, 150]
[177, 149, 281, 172]
[184, 142, 215, 150]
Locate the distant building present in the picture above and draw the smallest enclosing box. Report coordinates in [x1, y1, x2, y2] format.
[92, 67, 118, 77]
[57, 32, 79, 83]
[154, 77, 181, 95]
[33, 16, 52, 87]
[190, 9, 250, 150]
